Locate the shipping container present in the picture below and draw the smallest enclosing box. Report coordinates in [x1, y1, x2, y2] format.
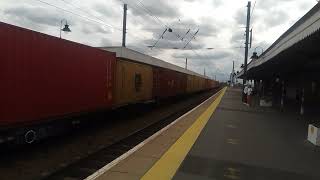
[189, 75, 204, 92]
[205, 79, 212, 89]
[187, 75, 195, 93]
[194, 76, 201, 92]
[200, 77, 205, 90]
[207, 79, 215, 89]
[0, 22, 116, 127]
[114, 59, 153, 106]
[213, 80, 219, 88]
[153, 67, 187, 98]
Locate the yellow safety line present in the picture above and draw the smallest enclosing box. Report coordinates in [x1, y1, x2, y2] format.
[141, 87, 227, 180]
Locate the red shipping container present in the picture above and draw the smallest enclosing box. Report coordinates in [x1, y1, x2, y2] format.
[0, 22, 116, 127]
[153, 67, 187, 98]
[205, 79, 209, 89]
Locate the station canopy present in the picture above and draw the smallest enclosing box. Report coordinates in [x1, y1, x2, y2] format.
[237, 3, 320, 80]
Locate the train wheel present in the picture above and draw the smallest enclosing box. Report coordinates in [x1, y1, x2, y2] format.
[24, 130, 37, 144]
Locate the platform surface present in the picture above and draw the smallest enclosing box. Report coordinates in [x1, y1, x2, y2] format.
[90, 89, 222, 180]
[174, 87, 320, 180]
[90, 87, 320, 180]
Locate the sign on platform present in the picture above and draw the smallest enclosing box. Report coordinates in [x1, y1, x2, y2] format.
[307, 124, 320, 146]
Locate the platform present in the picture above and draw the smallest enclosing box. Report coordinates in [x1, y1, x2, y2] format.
[86, 87, 320, 180]
[173, 88, 320, 180]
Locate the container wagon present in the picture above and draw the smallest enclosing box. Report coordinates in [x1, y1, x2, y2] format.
[100, 47, 216, 100]
[0, 22, 218, 145]
[114, 59, 153, 107]
[0, 22, 116, 144]
[153, 67, 187, 99]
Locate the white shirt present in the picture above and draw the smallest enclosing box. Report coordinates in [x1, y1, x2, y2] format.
[247, 87, 252, 95]
[244, 86, 248, 94]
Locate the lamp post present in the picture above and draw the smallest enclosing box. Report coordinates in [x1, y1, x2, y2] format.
[251, 52, 259, 59]
[254, 46, 264, 56]
[60, 19, 71, 39]
[172, 48, 214, 71]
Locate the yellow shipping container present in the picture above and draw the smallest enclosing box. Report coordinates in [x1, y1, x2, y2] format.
[187, 75, 194, 93]
[114, 59, 153, 106]
[199, 77, 205, 91]
[195, 76, 201, 91]
[187, 75, 204, 93]
[192, 76, 205, 92]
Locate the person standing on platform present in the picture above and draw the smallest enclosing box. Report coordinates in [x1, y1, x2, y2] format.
[247, 85, 253, 106]
[243, 84, 248, 105]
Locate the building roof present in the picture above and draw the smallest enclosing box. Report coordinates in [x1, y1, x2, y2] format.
[100, 46, 210, 79]
[237, 3, 320, 78]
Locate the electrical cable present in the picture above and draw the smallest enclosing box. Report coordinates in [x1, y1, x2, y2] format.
[122, 0, 221, 73]
[59, 0, 119, 29]
[34, 0, 121, 30]
[250, 0, 257, 26]
[35, 0, 154, 47]
[118, 0, 174, 49]
[131, 0, 188, 45]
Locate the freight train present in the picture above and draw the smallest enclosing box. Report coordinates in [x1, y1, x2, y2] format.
[0, 22, 219, 145]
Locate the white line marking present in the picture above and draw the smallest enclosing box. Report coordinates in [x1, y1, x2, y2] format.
[84, 90, 222, 180]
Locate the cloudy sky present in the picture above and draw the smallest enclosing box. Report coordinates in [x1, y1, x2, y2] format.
[0, 0, 317, 81]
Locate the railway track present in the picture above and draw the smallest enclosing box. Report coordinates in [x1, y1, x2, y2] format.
[0, 90, 219, 180]
[44, 101, 194, 180]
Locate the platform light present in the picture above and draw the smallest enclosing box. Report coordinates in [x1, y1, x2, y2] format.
[62, 23, 71, 33]
[60, 19, 71, 39]
[251, 52, 259, 59]
[254, 46, 264, 56]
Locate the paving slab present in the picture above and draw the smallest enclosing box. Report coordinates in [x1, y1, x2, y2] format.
[174, 87, 320, 180]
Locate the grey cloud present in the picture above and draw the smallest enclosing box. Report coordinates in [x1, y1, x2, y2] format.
[95, 25, 112, 34]
[147, 27, 183, 42]
[141, 25, 209, 49]
[183, 0, 222, 7]
[262, 10, 289, 27]
[100, 38, 112, 46]
[235, 2, 290, 30]
[258, 0, 277, 9]
[258, 0, 295, 9]
[170, 50, 232, 81]
[82, 26, 91, 34]
[127, 0, 180, 18]
[127, 13, 219, 52]
[148, 18, 220, 43]
[4, 6, 64, 27]
[172, 50, 232, 60]
[175, 18, 219, 37]
[234, 8, 246, 26]
[231, 31, 245, 43]
[298, 1, 316, 11]
[92, 2, 119, 18]
[82, 23, 112, 34]
[127, 41, 164, 57]
[252, 0, 294, 29]
[143, 38, 205, 50]
[196, 23, 218, 37]
[212, 0, 223, 7]
[213, 73, 229, 81]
